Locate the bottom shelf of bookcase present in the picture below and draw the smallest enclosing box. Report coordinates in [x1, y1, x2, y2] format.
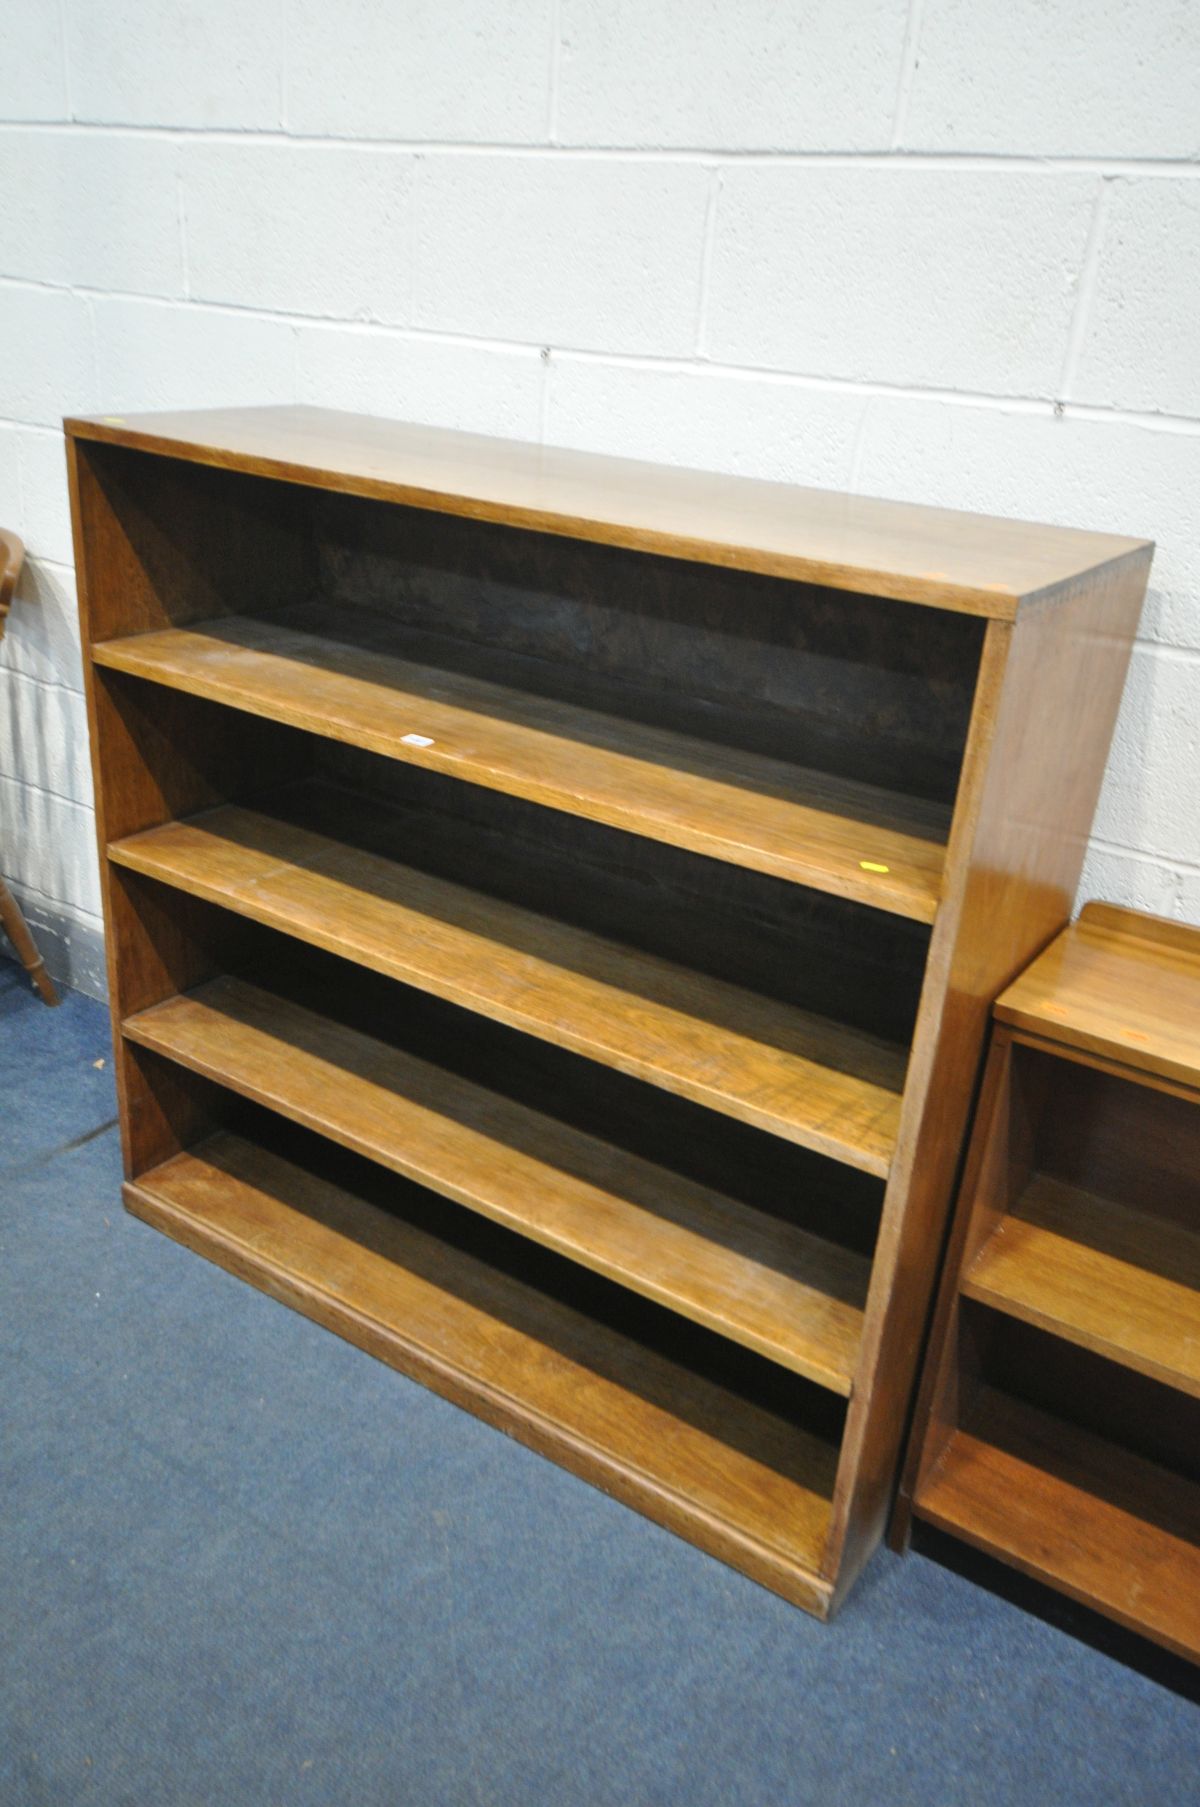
[916, 1388, 1200, 1661]
[126, 1127, 841, 1615]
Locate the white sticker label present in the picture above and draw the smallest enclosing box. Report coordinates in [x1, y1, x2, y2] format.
[401, 733, 435, 748]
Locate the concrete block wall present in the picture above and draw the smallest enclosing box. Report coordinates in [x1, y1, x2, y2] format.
[2, 0, 1198, 996]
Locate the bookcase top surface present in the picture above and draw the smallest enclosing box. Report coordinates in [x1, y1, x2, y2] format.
[997, 902, 1200, 1091]
[65, 405, 1150, 620]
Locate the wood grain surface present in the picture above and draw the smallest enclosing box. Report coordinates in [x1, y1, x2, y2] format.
[92, 614, 948, 920]
[998, 902, 1200, 1092]
[109, 806, 908, 1174]
[124, 977, 870, 1390]
[839, 541, 1149, 1592]
[917, 1387, 1200, 1661]
[66, 406, 1149, 618]
[964, 1173, 1200, 1399]
[127, 1130, 840, 1614]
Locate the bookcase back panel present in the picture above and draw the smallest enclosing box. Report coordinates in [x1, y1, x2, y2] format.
[98, 676, 931, 1051]
[119, 884, 888, 1263]
[250, 928, 888, 1259]
[122, 1064, 853, 1458]
[75, 443, 312, 639]
[1016, 1044, 1200, 1232]
[91, 667, 316, 839]
[78, 441, 985, 810]
[309, 489, 985, 806]
[967, 1306, 1200, 1486]
[307, 752, 931, 1047]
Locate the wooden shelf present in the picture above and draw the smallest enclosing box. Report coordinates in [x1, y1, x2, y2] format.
[998, 902, 1200, 1092]
[917, 1388, 1200, 1662]
[127, 1129, 840, 1615]
[67, 404, 1150, 620]
[92, 614, 948, 922]
[963, 1175, 1200, 1400]
[109, 806, 907, 1177]
[124, 977, 870, 1391]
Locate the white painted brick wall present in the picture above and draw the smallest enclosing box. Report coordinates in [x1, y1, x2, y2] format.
[547, 358, 866, 486]
[295, 324, 544, 440]
[412, 158, 711, 353]
[1074, 180, 1200, 416]
[91, 296, 298, 416]
[64, 0, 283, 131]
[1, 0, 1198, 997]
[287, 0, 551, 142]
[1, 1, 67, 122]
[556, 1, 910, 150]
[0, 130, 182, 294]
[185, 143, 414, 320]
[904, 0, 1200, 157]
[706, 167, 1096, 393]
[0, 283, 96, 425]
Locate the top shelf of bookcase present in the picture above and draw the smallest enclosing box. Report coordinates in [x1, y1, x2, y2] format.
[997, 901, 1200, 1091]
[65, 407, 1150, 621]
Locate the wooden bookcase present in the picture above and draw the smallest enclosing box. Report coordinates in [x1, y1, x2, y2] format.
[66, 406, 1151, 1616]
[905, 904, 1200, 1661]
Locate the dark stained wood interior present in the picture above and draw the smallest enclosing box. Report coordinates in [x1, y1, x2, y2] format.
[309, 485, 984, 805]
[66, 406, 1150, 617]
[114, 890, 890, 1263]
[917, 1386, 1200, 1663]
[125, 1116, 845, 1615]
[93, 619, 950, 920]
[97, 671, 933, 1047]
[124, 974, 872, 1391]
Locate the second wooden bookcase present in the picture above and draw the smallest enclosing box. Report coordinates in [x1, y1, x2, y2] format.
[904, 905, 1200, 1661]
[67, 406, 1151, 1616]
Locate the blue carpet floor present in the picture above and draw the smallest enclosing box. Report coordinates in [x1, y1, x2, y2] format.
[2, 968, 1196, 1806]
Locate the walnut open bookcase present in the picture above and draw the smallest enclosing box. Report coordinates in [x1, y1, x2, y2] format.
[66, 406, 1152, 1617]
[905, 904, 1200, 1662]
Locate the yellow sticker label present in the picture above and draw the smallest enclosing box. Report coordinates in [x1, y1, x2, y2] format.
[860, 860, 890, 874]
[103, 416, 127, 426]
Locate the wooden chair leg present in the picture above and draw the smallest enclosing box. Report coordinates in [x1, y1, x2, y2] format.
[0, 877, 60, 1005]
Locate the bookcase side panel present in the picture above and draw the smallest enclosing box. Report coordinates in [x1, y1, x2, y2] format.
[898, 1031, 1016, 1510]
[66, 437, 313, 1175]
[824, 546, 1152, 1601]
[67, 436, 313, 642]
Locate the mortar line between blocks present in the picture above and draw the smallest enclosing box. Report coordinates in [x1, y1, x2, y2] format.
[278, 0, 289, 131]
[0, 766, 93, 811]
[84, 294, 101, 417]
[546, 0, 562, 145]
[0, 663, 85, 699]
[890, 0, 926, 151]
[0, 760, 93, 810]
[56, 0, 73, 119]
[848, 397, 874, 491]
[8, 277, 1200, 436]
[176, 166, 191, 300]
[0, 873, 103, 927]
[13, 420, 27, 537]
[538, 347, 553, 442]
[694, 167, 722, 358]
[5, 122, 1200, 177]
[1057, 176, 1114, 403]
[1130, 640, 1200, 667]
[1086, 838, 1200, 883]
